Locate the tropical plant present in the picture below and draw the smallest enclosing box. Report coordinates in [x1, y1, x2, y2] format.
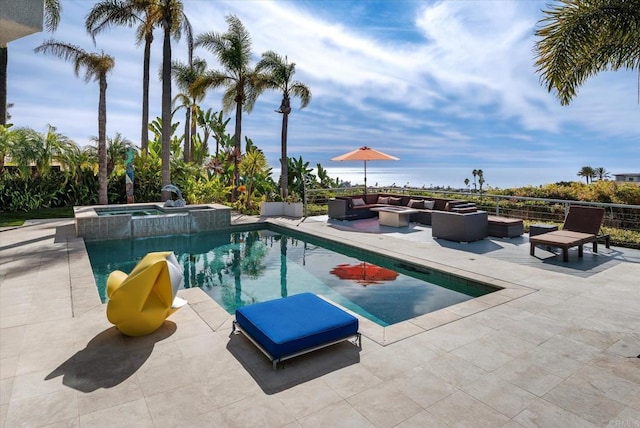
[0, 124, 15, 171]
[255, 51, 311, 199]
[194, 15, 262, 193]
[287, 155, 315, 200]
[35, 40, 115, 204]
[535, 0, 640, 105]
[6, 125, 75, 178]
[197, 108, 230, 158]
[1, 0, 62, 126]
[239, 137, 272, 211]
[577, 165, 596, 184]
[594, 167, 610, 181]
[171, 57, 207, 162]
[87, 132, 135, 176]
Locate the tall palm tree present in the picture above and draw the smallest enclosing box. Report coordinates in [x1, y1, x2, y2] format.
[1, 0, 62, 126]
[194, 15, 261, 193]
[535, 0, 640, 105]
[86, 0, 192, 159]
[35, 40, 115, 204]
[472, 169, 478, 192]
[577, 165, 595, 184]
[171, 57, 207, 162]
[255, 51, 311, 199]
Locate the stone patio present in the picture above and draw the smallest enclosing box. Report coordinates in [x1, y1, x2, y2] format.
[1, 215, 639, 427]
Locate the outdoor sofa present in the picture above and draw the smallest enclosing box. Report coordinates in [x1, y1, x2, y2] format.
[327, 193, 476, 225]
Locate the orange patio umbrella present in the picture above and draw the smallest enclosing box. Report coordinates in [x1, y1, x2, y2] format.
[330, 262, 399, 287]
[331, 146, 399, 193]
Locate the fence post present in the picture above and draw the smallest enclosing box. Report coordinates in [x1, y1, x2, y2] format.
[495, 196, 500, 216]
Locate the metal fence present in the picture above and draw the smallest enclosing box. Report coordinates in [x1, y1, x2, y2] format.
[304, 186, 640, 235]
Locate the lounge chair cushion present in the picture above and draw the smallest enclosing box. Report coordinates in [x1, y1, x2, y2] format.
[407, 199, 424, 209]
[352, 198, 366, 207]
[423, 200, 435, 210]
[235, 293, 359, 360]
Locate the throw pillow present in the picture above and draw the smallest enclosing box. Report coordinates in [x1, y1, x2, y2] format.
[407, 199, 424, 209]
[377, 196, 390, 204]
[423, 200, 435, 210]
[352, 198, 366, 207]
[390, 197, 402, 205]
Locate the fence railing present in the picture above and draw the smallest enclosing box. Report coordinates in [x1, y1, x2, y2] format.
[304, 187, 640, 237]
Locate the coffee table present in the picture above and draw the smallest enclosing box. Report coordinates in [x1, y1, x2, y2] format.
[370, 206, 419, 227]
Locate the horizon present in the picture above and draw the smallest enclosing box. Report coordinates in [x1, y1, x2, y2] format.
[5, 0, 639, 188]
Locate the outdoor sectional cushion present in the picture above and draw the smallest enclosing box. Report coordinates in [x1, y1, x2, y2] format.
[235, 293, 359, 361]
[377, 196, 390, 204]
[389, 197, 402, 205]
[352, 198, 366, 207]
[423, 200, 435, 209]
[407, 199, 424, 209]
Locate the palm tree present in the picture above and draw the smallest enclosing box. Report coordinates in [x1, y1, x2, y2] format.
[194, 15, 261, 193]
[594, 167, 610, 181]
[472, 169, 478, 192]
[86, 0, 192, 159]
[477, 169, 485, 193]
[1, 0, 62, 126]
[535, 0, 640, 105]
[171, 57, 207, 162]
[255, 51, 311, 199]
[89, 132, 134, 175]
[35, 40, 115, 204]
[577, 166, 596, 184]
[464, 178, 470, 190]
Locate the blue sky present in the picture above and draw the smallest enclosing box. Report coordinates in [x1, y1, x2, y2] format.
[6, 0, 639, 188]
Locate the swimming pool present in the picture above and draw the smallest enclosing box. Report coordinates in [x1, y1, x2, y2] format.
[86, 226, 498, 326]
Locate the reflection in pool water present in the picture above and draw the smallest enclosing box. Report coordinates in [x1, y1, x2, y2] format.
[86, 227, 496, 326]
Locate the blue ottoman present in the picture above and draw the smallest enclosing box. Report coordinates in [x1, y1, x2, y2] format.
[233, 293, 361, 369]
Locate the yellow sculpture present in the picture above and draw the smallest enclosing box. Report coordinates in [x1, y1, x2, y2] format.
[106, 251, 187, 336]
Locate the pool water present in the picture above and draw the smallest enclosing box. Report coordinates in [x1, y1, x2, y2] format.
[86, 227, 496, 326]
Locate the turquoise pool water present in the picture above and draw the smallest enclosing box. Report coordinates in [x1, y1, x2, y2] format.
[86, 227, 496, 326]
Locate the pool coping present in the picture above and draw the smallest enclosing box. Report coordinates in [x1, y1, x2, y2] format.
[71, 215, 538, 347]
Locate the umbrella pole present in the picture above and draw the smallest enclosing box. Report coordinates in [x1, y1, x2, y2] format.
[364, 160, 367, 195]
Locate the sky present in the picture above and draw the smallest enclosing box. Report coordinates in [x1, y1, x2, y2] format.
[5, 0, 639, 188]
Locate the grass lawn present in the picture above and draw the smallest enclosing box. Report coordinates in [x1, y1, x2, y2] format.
[0, 207, 74, 227]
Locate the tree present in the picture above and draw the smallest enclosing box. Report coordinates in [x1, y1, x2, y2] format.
[255, 51, 311, 199]
[89, 132, 134, 176]
[594, 167, 610, 181]
[194, 15, 261, 194]
[477, 169, 485, 193]
[35, 40, 115, 204]
[171, 57, 207, 162]
[472, 169, 478, 192]
[535, 0, 640, 105]
[86, 0, 192, 158]
[464, 178, 470, 190]
[577, 165, 596, 183]
[2, 0, 61, 126]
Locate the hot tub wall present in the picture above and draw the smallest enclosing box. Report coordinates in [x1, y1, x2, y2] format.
[75, 204, 231, 241]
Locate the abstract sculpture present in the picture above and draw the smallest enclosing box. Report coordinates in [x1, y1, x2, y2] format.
[106, 252, 187, 336]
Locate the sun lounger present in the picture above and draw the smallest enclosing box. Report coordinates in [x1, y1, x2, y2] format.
[232, 293, 361, 369]
[529, 206, 605, 262]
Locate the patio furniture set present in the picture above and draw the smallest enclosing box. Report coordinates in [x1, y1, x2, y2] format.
[329, 193, 607, 263]
[328, 193, 522, 241]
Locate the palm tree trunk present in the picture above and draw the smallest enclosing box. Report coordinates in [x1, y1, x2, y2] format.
[233, 99, 242, 197]
[190, 103, 197, 161]
[0, 46, 7, 126]
[98, 75, 108, 205]
[183, 107, 190, 162]
[161, 14, 172, 201]
[141, 35, 152, 156]
[280, 111, 289, 199]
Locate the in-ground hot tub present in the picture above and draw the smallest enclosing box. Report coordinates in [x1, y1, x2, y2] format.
[74, 203, 231, 241]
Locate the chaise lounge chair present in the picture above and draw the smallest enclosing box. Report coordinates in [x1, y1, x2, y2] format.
[529, 205, 605, 262]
